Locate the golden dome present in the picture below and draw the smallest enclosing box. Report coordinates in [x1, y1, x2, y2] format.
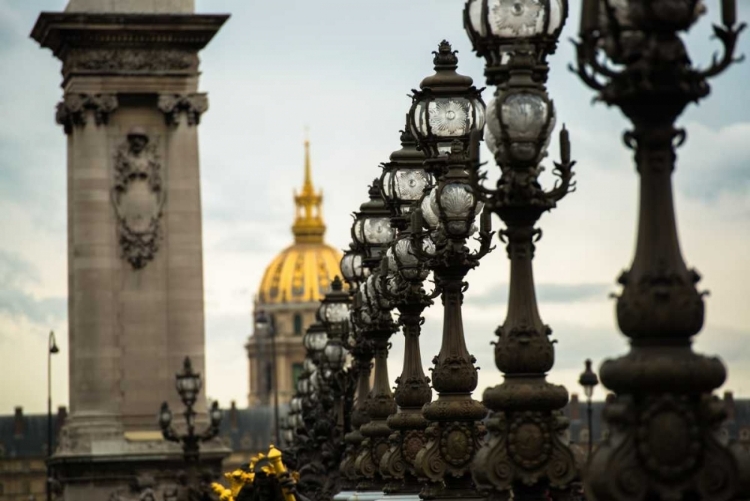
[258, 137, 342, 305]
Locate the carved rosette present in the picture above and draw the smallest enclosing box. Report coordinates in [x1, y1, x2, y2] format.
[55, 93, 118, 134]
[111, 128, 165, 269]
[158, 93, 208, 126]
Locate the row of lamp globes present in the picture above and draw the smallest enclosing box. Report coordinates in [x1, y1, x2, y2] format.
[283, 7, 569, 463]
[283, 278, 352, 445]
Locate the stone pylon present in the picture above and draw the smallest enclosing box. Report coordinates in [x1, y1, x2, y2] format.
[31, 1, 229, 498]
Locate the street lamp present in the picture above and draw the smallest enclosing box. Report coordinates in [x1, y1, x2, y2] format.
[256, 310, 280, 446]
[348, 181, 398, 493]
[46, 330, 59, 501]
[578, 359, 598, 458]
[462, 2, 578, 500]
[571, 1, 748, 500]
[405, 43, 491, 497]
[372, 121, 438, 494]
[160, 357, 222, 466]
[318, 276, 352, 427]
[408, 40, 485, 160]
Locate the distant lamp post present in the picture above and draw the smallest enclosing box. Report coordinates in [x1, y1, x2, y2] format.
[578, 359, 599, 458]
[47, 330, 59, 501]
[256, 310, 280, 445]
[159, 357, 222, 465]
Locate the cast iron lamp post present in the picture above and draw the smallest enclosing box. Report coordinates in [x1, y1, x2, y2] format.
[572, 1, 748, 500]
[319, 276, 354, 432]
[406, 43, 492, 498]
[462, 2, 579, 500]
[159, 357, 222, 467]
[255, 310, 281, 446]
[352, 188, 399, 491]
[409, 137, 493, 501]
[376, 123, 437, 495]
[46, 330, 59, 501]
[338, 245, 375, 495]
[578, 359, 598, 459]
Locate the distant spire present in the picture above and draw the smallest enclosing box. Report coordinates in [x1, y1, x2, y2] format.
[293, 131, 325, 244]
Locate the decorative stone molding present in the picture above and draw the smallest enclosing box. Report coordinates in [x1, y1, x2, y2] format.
[111, 127, 165, 269]
[157, 93, 208, 126]
[55, 93, 118, 134]
[64, 48, 198, 74]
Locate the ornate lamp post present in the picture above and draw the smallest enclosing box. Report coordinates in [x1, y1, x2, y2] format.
[319, 276, 354, 440]
[338, 245, 375, 496]
[571, 1, 748, 500]
[376, 123, 436, 495]
[256, 310, 281, 446]
[159, 357, 222, 467]
[462, 2, 579, 500]
[351, 181, 399, 493]
[406, 43, 492, 500]
[578, 359, 599, 459]
[47, 330, 59, 501]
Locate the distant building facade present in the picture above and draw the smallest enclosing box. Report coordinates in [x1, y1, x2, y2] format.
[245, 139, 342, 407]
[3, 392, 750, 498]
[0, 407, 67, 501]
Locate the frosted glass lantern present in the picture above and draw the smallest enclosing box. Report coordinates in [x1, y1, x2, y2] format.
[408, 40, 486, 158]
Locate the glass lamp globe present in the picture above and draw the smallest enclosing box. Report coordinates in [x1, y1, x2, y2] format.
[420, 187, 441, 231]
[464, 0, 567, 75]
[290, 397, 302, 412]
[158, 402, 172, 428]
[486, 90, 555, 166]
[175, 357, 202, 406]
[340, 248, 366, 287]
[435, 182, 485, 238]
[303, 358, 316, 373]
[209, 402, 222, 427]
[324, 341, 348, 371]
[283, 428, 294, 444]
[409, 40, 486, 159]
[318, 276, 351, 337]
[352, 180, 397, 265]
[303, 322, 328, 354]
[393, 237, 430, 281]
[380, 120, 432, 217]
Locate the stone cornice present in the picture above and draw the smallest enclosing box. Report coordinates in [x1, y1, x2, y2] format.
[31, 12, 228, 52]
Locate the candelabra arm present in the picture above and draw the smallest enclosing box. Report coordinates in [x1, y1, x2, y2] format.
[545, 160, 577, 202]
[161, 425, 180, 444]
[699, 22, 747, 78]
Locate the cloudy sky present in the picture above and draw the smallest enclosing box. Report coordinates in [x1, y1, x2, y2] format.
[1, 0, 749, 415]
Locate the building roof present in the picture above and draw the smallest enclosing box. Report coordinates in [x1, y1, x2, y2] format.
[219, 403, 288, 452]
[0, 407, 66, 459]
[257, 138, 342, 306]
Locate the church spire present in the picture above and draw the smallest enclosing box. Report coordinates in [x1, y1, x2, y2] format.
[293, 132, 325, 244]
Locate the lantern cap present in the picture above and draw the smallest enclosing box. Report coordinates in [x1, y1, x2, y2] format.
[419, 40, 475, 91]
[389, 117, 427, 164]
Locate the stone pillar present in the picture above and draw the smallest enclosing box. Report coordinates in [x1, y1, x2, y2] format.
[32, 4, 228, 499]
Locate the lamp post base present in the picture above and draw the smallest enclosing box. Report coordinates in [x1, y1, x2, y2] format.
[349, 491, 387, 501]
[376, 493, 420, 501]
